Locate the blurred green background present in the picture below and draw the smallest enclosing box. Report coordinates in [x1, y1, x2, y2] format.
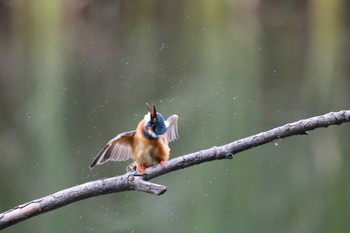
[0, 0, 350, 232]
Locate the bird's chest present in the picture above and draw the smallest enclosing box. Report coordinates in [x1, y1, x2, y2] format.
[133, 135, 169, 166]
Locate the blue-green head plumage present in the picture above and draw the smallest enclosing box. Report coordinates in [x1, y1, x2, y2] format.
[144, 103, 167, 139]
[153, 112, 166, 135]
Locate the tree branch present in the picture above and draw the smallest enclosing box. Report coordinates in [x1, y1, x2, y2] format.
[1, 110, 350, 230]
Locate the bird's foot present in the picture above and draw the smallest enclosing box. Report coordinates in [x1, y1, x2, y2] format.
[160, 160, 165, 166]
[139, 166, 145, 175]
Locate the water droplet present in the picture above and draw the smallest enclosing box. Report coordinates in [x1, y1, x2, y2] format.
[160, 43, 166, 51]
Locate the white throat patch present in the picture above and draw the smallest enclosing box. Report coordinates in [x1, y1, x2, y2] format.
[148, 129, 158, 138]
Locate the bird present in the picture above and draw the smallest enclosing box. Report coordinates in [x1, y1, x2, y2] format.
[89, 103, 179, 174]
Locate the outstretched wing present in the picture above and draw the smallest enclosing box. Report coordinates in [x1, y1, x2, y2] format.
[89, 130, 136, 168]
[165, 114, 179, 142]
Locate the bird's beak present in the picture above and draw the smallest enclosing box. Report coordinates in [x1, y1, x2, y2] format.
[146, 102, 157, 122]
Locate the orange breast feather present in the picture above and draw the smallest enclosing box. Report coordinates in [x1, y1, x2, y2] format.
[131, 120, 170, 172]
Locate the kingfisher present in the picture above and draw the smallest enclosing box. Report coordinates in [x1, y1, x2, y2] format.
[89, 103, 179, 174]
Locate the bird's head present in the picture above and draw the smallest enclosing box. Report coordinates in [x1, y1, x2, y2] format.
[144, 103, 166, 136]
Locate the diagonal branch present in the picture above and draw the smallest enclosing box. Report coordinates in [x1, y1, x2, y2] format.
[1, 110, 350, 230]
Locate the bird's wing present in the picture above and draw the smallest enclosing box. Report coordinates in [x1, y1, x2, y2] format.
[165, 114, 179, 142]
[89, 130, 136, 168]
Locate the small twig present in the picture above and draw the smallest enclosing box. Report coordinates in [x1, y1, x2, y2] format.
[1, 110, 349, 230]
